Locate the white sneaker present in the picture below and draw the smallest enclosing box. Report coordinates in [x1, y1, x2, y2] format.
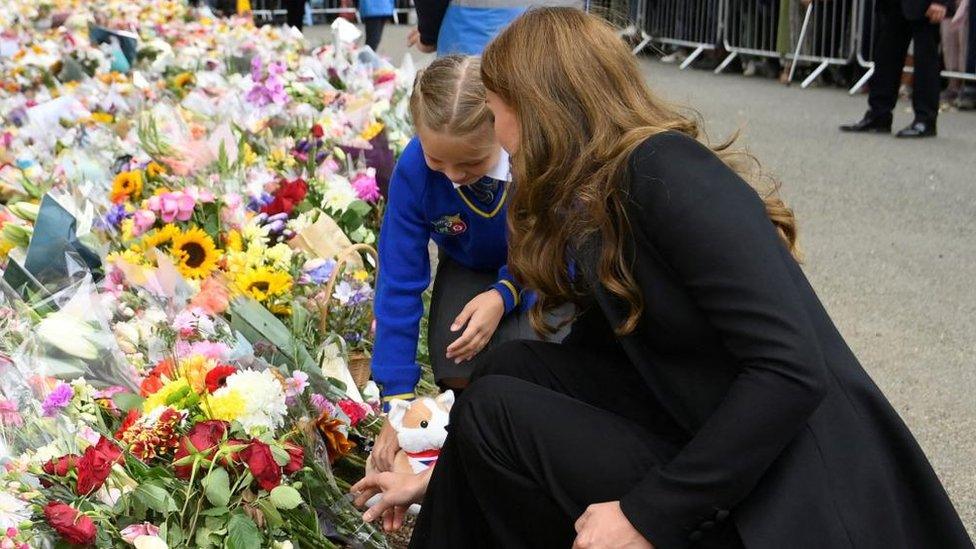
[661, 51, 686, 64]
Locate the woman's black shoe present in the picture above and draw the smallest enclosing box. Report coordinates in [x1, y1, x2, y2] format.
[839, 115, 892, 133]
[895, 121, 937, 138]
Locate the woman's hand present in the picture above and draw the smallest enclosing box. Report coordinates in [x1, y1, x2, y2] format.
[925, 2, 947, 23]
[351, 469, 431, 532]
[407, 28, 436, 54]
[573, 501, 654, 549]
[369, 417, 400, 472]
[446, 290, 505, 364]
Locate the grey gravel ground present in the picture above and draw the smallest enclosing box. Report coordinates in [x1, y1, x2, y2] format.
[309, 23, 976, 538]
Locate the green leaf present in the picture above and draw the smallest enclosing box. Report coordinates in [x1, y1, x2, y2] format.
[225, 513, 262, 549]
[269, 485, 303, 510]
[194, 526, 215, 548]
[167, 523, 185, 547]
[198, 506, 230, 517]
[270, 446, 291, 467]
[201, 467, 231, 507]
[256, 499, 284, 528]
[112, 392, 145, 412]
[133, 483, 178, 514]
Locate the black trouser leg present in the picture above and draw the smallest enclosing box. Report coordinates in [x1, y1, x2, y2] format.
[909, 18, 941, 123]
[364, 17, 387, 51]
[867, 6, 911, 120]
[285, 0, 305, 30]
[410, 375, 676, 548]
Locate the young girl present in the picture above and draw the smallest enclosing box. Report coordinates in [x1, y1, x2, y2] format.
[369, 55, 533, 472]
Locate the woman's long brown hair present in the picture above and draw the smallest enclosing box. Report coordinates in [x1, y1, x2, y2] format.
[481, 7, 798, 335]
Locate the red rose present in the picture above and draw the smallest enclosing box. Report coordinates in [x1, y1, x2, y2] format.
[204, 365, 237, 394]
[239, 440, 281, 491]
[76, 437, 122, 495]
[44, 501, 97, 545]
[283, 442, 304, 474]
[139, 375, 163, 398]
[41, 454, 80, 487]
[173, 420, 228, 478]
[311, 124, 324, 138]
[261, 178, 308, 216]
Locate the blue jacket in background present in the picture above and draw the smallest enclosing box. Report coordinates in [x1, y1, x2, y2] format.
[359, 0, 395, 18]
[416, 0, 582, 56]
[372, 137, 521, 399]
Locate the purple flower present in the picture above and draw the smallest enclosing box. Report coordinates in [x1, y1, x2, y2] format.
[300, 258, 337, 284]
[96, 204, 129, 231]
[42, 383, 74, 417]
[250, 56, 264, 82]
[247, 192, 274, 212]
[310, 393, 335, 416]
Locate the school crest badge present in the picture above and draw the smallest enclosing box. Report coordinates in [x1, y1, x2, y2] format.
[432, 214, 467, 236]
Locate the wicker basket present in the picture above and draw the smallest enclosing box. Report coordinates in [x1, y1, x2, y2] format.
[318, 243, 378, 390]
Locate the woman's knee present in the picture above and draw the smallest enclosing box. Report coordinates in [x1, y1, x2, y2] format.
[450, 374, 525, 431]
[471, 339, 547, 382]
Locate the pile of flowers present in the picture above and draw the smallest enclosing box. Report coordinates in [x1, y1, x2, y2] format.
[0, 0, 417, 547]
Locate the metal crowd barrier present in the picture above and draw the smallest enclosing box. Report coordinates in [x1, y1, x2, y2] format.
[308, 0, 361, 23]
[644, 0, 723, 69]
[784, 0, 859, 87]
[717, 0, 787, 74]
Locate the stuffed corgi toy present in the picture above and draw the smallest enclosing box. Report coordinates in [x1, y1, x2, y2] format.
[364, 391, 454, 514]
[385, 390, 454, 474]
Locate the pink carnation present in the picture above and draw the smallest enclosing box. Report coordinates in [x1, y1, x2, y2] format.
[351, 168, 380, 203]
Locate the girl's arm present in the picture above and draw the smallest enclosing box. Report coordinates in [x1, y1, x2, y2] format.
[373, 148, 432, 404]
[618, 133, 827, 547]
[489, 264, 521, 314]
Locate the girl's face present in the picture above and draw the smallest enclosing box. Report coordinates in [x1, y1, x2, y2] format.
[418, 125, 500, 186]
[486, 90, 519, 154]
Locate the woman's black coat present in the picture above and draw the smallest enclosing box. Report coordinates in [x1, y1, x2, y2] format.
[572, 131, 971, 548]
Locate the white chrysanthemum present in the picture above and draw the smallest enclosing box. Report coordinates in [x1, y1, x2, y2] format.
[215, 369, 287, 434]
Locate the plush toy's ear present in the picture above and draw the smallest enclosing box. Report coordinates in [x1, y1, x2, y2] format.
[435, 390, 455, 410]
[387, 399, 411, 430]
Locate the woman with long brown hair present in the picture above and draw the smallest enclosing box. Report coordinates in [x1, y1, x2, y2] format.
[352, 8, 971, 548]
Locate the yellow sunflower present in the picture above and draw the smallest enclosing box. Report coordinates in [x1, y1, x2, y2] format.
[170, 227, 220, 279]
[111, 170, 144, 203]
[234, 267, 293, 303]
[145, 161, 166, 178]
[173, 72, 194, 88]
[139, 224, 180, 253]
[224, 229, 243, 253]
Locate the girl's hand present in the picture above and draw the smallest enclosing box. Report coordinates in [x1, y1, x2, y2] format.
[352, 469, 431, 532]
[573, 501, 654, 549]
[446, 290, 505, 364]
[370, 417, 400, 472]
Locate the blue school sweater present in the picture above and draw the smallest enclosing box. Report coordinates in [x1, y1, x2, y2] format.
[373, 136, 519, 400]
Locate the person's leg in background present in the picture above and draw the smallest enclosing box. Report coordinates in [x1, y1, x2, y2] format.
[284, 0, 305, 30]
[941, 15, 968, 101]
[841, 2, 910, 132]
[901, 16, 942, 134]
[364, 17, 387, 50]
[958, 0, 976, 109]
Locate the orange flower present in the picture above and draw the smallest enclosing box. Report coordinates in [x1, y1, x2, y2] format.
[316, 416, 355, 464]
[190, 276, 231, 314]
[110, 170, 143, 203]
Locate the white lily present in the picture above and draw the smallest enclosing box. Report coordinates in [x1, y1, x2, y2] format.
[36, 312, 99, 360]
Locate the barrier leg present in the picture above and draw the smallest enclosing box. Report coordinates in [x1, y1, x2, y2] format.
[632, 31, 652, 55]
[849, 64, 874, 94]
[787, 2, 814, 85]
[715, 51, 738, 74]
[680, 45, 706, 70]
[801, 60, 829, 88]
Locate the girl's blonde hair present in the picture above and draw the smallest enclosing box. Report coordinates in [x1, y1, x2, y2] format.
[409, 55, 492, 135]
[481, 7, 799, 336]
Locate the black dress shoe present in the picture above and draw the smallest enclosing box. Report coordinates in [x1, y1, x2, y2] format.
[895, 121, 936, 138]
[839, 115, 892, 133]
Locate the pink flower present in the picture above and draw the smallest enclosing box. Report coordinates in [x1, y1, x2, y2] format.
[284, 371, 309, 404]
[120, 523, 160, 544]
[0, 399, 21, 427]
[310, 393, 335, 416]
[185, 186, 215, 203]
[131, 209, 156, 237]
[188, 341, 229, 360]
[148, 191, 195, 223]
[351, 168, 380, 203]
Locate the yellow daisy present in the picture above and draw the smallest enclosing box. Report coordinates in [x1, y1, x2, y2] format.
[173, 72, 194, 88]
[360, 121, 385, 141]
[234, 267, 293, 303]
[170, 227, 221, 280]
[139, 224, 180, 253]
[224, 230, 243, 253]
[146, 161, 166, 179]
